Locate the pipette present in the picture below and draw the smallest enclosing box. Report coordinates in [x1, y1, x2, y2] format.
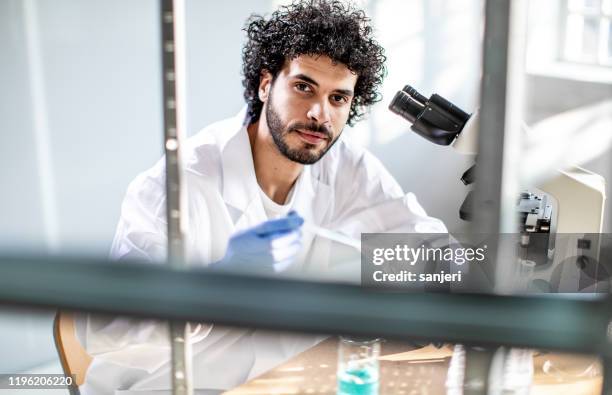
[303, 222, 361, 251]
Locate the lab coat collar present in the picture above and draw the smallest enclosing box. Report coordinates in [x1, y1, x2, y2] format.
[292, 165, 331, 225]
[221, 119, 259, 214]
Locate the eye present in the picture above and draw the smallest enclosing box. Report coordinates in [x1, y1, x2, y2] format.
[295, 83, 312, 93]
[331, 95, 348, 104]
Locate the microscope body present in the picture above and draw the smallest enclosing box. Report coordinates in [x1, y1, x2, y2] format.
[389, 85, 607, 289]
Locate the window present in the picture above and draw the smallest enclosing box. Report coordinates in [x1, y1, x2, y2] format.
[562, 0, 612, 65]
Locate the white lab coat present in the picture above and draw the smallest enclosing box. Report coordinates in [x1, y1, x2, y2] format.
[77, 108, 446, 395]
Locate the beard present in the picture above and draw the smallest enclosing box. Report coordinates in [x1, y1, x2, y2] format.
[265, 90, 340, 165]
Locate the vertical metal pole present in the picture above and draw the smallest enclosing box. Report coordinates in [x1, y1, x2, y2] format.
[472, 0, 510, 292]
[498, 0, 527, 235]
[473, 0, 527, 292]
[160, 1, 192, 394]
[473, 0, 511, 237]
[496, 0, 528, 292]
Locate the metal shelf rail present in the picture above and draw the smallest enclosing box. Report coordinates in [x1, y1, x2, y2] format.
[0, 254, 611, 392]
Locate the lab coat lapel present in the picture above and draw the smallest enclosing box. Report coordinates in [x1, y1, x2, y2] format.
[292, 165, 332, 226]
[220, 124, 266, 229]
[292, 165, 333, 271]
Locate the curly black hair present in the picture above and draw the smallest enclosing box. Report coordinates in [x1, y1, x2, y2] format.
[241, 0, 386, 126]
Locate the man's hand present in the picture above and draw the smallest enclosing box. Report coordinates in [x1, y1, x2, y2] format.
[213, 211, 304, 273]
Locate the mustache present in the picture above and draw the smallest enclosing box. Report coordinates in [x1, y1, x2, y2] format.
[288, 122, 332, 139]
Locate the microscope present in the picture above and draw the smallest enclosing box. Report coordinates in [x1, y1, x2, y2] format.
[389, 85, 607, 292]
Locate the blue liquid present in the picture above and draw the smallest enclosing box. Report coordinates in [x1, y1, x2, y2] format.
[337, 366, 379, 395]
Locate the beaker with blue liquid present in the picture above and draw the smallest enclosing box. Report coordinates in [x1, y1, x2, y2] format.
[337, 336, 381, 395]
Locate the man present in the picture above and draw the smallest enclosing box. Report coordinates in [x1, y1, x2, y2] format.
[78, 1, 446, 393]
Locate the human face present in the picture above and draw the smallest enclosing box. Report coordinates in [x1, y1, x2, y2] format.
[259, 55, 357, 164]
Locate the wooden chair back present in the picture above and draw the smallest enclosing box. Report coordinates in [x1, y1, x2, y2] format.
[53, 311, 92, 394]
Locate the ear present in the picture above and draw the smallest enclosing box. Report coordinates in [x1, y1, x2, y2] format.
[258, 70, 273, 102]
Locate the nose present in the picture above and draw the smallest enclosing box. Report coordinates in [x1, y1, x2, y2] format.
[306, 101, 331, 126]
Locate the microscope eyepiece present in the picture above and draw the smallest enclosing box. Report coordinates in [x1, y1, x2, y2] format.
[388, 90, 425, 124]
[402, 85, 428, 105]
[389, 83, 471, 146]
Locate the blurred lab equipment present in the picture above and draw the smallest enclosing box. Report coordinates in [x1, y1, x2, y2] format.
[445, 345, 534, 395]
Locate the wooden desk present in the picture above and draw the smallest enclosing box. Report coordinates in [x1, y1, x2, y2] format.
[224, 338, 602, 395]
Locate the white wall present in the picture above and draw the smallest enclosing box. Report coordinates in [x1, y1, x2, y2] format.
[1, 0, 162, 372]
[0, 0, 163, 255]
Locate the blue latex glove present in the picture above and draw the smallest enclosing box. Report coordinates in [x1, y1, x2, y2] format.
[213, 211, 304, 273]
